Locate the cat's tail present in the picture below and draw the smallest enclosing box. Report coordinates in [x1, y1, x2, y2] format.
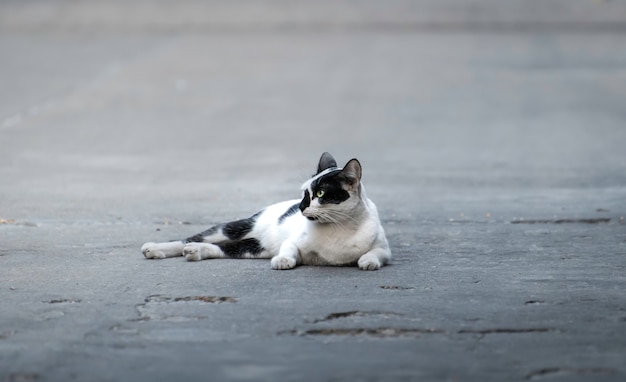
[181, 211, 263, 245]
[181, 224, 223, 244]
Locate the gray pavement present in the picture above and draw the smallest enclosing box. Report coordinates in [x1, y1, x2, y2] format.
[1, 1, 626, 381]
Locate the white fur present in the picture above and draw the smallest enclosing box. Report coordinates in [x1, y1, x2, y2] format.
[142, 241, 184, 259]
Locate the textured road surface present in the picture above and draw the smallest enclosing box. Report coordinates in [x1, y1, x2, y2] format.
[1, 1, 625, 381]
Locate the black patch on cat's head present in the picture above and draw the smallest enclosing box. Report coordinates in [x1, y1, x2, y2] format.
[301, 157, 363, 206]
[299, 189, 311, 212]
[300, 156, 364, 221]
[310, 169, 351, 205]
[311, 158, 362, 199]
[316, 152, 338, 175]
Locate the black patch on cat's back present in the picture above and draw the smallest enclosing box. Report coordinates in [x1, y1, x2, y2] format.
[278, 203, 300, 224]
[218, 238, 263, 258]
[222, 210, 263, 240]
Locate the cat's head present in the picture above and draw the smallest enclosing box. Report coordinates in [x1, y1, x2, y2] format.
[299, 152, 364, 224]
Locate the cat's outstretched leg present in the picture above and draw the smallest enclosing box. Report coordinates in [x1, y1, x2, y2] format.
[183, 243, 224, 261]
[142, 241, 185, 259]
[357, 247, 391, 271]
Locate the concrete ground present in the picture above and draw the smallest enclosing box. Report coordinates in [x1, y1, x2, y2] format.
[1, 1, 625, 381]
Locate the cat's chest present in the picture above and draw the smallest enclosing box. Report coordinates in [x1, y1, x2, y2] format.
[297, 222, 377, 265]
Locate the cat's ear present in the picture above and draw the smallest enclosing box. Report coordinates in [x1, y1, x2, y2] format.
[339, 158, 362, 191]
[316, 152, 338, 174]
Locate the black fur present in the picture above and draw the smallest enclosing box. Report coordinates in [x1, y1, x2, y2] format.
[316, 152, 338, 174]
[218, 238, 264, 258]
[222, 210, 263, 240]
[183, 225, 219, 244]
[310, 169, 342, 192]
[299, 190, 311, 212]
[278, 203, 300, 224]
[311, 171, 350, 205]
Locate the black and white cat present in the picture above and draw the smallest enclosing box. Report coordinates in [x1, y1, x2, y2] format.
[141, 153, 391, 270]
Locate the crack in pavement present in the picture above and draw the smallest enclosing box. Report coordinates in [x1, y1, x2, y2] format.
[525, 367, 616, 380]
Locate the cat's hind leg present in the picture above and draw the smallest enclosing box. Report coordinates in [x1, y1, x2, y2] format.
[184, 239, 270, 261]
[183, 242, 224, 261]
[142, 241, 185, 259]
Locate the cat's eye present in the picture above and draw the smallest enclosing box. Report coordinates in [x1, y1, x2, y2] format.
[316, 190, 325, 198]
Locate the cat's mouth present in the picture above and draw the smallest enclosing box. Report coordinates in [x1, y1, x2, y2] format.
[301, 209, 319, 221]
[302, 210, 320, 222]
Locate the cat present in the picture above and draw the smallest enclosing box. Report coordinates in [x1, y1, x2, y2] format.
[141, 152, 391, 270]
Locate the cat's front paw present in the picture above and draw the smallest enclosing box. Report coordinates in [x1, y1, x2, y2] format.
[142, 243, 165, 259]
[271, 255, 296, 270]
[358, 256, 381, 271]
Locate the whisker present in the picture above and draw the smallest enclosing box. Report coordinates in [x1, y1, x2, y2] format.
[314, 209, 355, 231]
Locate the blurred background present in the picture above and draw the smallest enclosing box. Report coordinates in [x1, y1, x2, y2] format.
[1, 2, 626, 381]
[1, 0, 625, 221]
